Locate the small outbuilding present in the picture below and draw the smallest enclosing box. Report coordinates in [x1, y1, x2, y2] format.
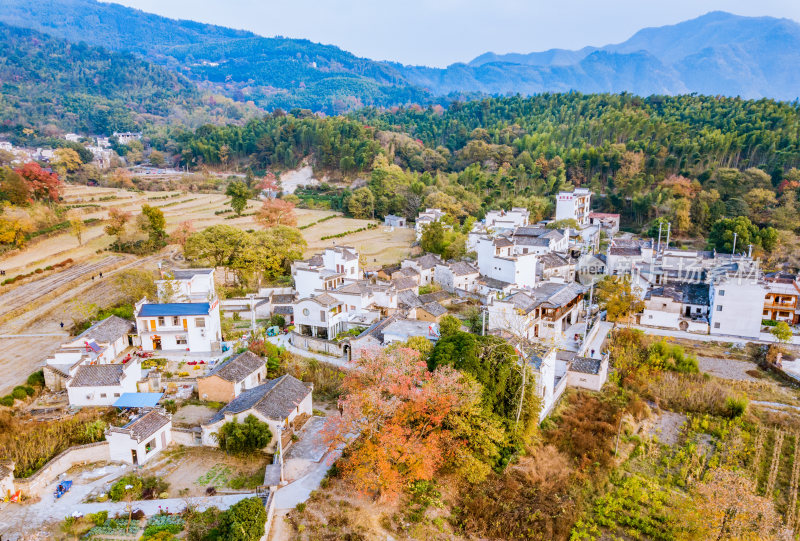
[197, 351, 267, 402]
[107, 410, 172, 465]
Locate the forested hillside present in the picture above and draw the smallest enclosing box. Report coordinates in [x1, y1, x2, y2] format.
[168, 94, 800, 261]
[2, 1, 799, 113]
[0, 23, 259, 136]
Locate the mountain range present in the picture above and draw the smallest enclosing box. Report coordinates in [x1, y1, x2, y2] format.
[0, 1, 798, 124]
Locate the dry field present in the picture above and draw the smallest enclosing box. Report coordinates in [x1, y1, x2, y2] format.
[0, 185, 413, 394]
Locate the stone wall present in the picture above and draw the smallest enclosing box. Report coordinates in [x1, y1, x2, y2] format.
[14, 441, 110, 496]
[171, 427, 202, 447]
[289, 332, 344, 357]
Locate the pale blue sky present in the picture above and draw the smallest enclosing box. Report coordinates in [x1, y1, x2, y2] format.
[109, 0, 800, 67]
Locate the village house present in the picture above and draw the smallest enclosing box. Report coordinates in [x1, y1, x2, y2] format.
[563, 354, 609, 392]
[434, 261, 480, 293]
[44, 316, 134, 390]
[107, 410, 172, 466]
[415, 302, 448, 323]
[763, 272, 800, 325]
[197, 351, 268, 402]
[511, 227, 570, 255]
[382, 318, 441, 344]
[401, 253, 443, 286]
[135, 300, 222, 353]
[113, 131, 142, 145]
[292, 246, 359, 298]
[476, 236, 538, 289]
[488, 282, 584, 342]
[293, 293, 347, 340]
[555, 188, 592, 226]
[415, 208, 446, 240]
[575, 254, 607, 285]
[135, 268, 222, 353]
[484, 207, 530, 232]
[384, 214, 406, 228]
[640, 282, 710, 333]
[587, 212, 621, 235]
[527, 345, 565, 420]
[538, 253, 575, 282]
[606, 239, 654, 275]
[65, 360, 142, 407]
[391, 266, 421, 284]
[709, 275, 767, 339]
[201, 375, 313, 451]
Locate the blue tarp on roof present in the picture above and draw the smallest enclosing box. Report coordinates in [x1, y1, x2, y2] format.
[138, 303, 210, 317]
[113, 392, 163, 408]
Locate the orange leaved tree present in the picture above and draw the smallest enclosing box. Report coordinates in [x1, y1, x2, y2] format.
[324, 348, 503, 501]
[256, 198, 297, 228]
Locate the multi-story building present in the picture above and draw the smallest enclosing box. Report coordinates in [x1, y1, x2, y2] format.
[292, 247, 359, 298]
[709, 276, 767, 339]
[488, 282, 584, 342]
[476, 236, 538, 289]
[414, 208, 446, 240]
[555, 188, 592, 226]
[484, 207, 530, 232]
[135, 268, 222, 353]
[763, 272, 800, 324]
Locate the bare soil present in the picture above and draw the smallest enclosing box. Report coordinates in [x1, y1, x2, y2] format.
[172, 405, 217, 427]
[139, 447, 269, 497]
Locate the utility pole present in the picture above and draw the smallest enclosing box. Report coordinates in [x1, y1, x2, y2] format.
[731, 232, 738, 257]
[582, 279, 595, 344]
[515, 348, 526, 426]
[481, 308, 486, 336]
[664, 222, 671, 251]
[656, 221, 663, 254]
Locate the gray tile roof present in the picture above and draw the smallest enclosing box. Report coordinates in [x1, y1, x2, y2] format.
[271, 294, 295, 304]
[77, 315, 134, 344]
[395, 267, 420, 278]
[69, 364, 126, 387]
[312, 293, 340, 306]
[609, 246, 642, 256]
[570, 357, 603, 375]
[539, 253, 570, 269]
[172, 268, 213, 279]
[398, 290, 423, 308]
[513, 226, 548, 237]
[110, 410, 171, 442]
[409, 253, 443, 270]
[392, 277, 418, 291]
[418, 291, 449, 304]
[355, 313, 402, 341]
[205, 375, 312, 425]
[450, 261, 478, 276]
[420, 302, 447, 317]
[205, 351, 264, 383]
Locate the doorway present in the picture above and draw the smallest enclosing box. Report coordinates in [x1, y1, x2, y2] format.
[131, 449, 138, 465]
[152, 335, 162, 350]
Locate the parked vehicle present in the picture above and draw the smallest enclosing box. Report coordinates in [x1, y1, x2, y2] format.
[54, 480, 72, 499]
[267, 326, 280, 337]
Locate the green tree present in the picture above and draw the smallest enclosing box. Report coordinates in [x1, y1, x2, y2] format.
[347, 187, 375, 219]
[438, 314, 462, 337]
[226, 180, 251, 216]
[216, 497, 268, 541]
[708, 216, 761, 253]
[184, 225, 250, 267]
[771, 321, 793, 344]
[215, 414, 273, 455]
[138, 204, 167, 248]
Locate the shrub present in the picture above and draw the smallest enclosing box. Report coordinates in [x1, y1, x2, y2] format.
[215, 415, 272, 455]
[27, 370, 45, 387]
[11, 387, 27, 400]
[725, 396, 749, 418]
[22, 386, 34, 396]
[163, 400, 178, 414]
[89, 510, 108, 526]
[0, 396, 14, 407]
[216, 497, 267, 541]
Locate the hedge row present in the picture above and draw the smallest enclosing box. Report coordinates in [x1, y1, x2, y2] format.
[320, 222, 377, 240]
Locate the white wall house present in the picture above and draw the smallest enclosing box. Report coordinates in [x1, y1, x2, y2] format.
[158, 268, 216, 302]
[709, 277, 767, 339]
[641, 283, 709, 333]
[107, 410, 172, 465]
[510, 227, 569, 255]
[488, 282, 584, 343]
[485, 208, 530, 231]
[135, 299, 222, 353]
[415, 208, 445, 240]
[292, 247, 359, 298]
[434, 261, 480, 293]
[527, 346, 565, 421]
[66, 361, 142, 407]
[566, 356, 609, 392]
[476, 236, 538, 289]
[555, 188, 592, 226]
[294, 293, 348, 340]
[401, 254, 443, 286]
[201, 375, 313, 451]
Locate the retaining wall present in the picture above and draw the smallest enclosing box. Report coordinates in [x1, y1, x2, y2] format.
[14, 441, 110, 496]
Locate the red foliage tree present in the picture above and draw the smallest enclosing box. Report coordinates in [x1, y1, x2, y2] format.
[14, 163, 63, 202]
[256, 198, 297, 228]
[324, 348, 482, 501]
